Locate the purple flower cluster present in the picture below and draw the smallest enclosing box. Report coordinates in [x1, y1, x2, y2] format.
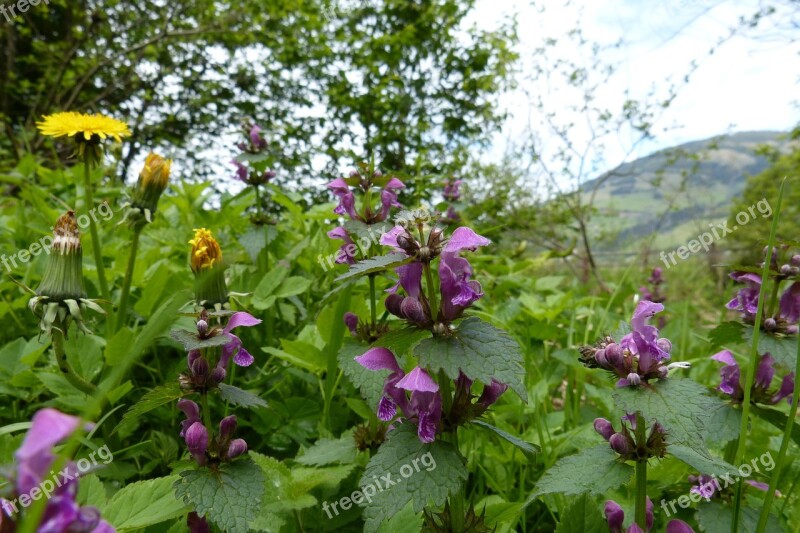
[726, 261, 800, 334]
[230, 124, 276, 186]
[355, 348, 506, 443]
[639, 267, 665, 305]
[605, 499, 694, 533]
[382, 226, 490, 329]
[581, 301, 689, 388]
[710, 350, 794, 405]
[593, 416, 666, 460]
[1, 409, 114, 532]
[442, 178, 463, 224]
[177, 402, 248, 466]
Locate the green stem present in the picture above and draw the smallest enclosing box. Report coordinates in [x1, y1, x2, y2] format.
[201, 390, 212, 431]
[369, 273, 377, 329]
[424, 263, 439, 322]
[83, 162, 109, 300]
[53, 328, 96, 395]
[755, 324, 800, 532]
[732, 178, 786, 532]
[115, 227, 141, 332]
[634, 412, 647, 529]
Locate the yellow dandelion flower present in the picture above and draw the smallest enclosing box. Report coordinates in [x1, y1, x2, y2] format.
[189, 228, 223, 272]
[36, 111, 131, 142]
[141, 152, 172, 190]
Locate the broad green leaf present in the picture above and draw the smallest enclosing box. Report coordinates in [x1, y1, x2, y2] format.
[752, 405, 800, 448]
[471, 420, 539, 458]
[376, 501, 422, 533]
[252, 266, 290, 308]
[612, 378, 729, 449]
[174, 458, 265, 533]
[104, 475, 187, 530]
[274, 276, 312, 298]
[218, 383, 268, 409]
[414, 317, 527, 401]
[668, 445, 738, 477]
[695, 501, 785, 533]
[707, 321, 745, 348]
[744, 327, 797, 369]
[76, 474, 107, 510]
[118, 382, 188, 430]
[360, 423, 467, 533]
[555, 494, 606, 533]
[372, 327, 430, 357]
[529, 444, 634, 498]
[704, 401, 742, 444]
[295, 432, 357, 466]
[338, 338, 385, 409]
[262, 346, 324, 373]
[334, 252, 412, 282]
[169, 329, 232, 352]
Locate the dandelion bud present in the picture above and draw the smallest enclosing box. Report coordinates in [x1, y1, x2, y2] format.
[129, 152, 171, 225]
[226, 438, 248, 459]
[593, 418, 615, 441]
[189, 228, 228, 310]
[609, 433, 632, 455]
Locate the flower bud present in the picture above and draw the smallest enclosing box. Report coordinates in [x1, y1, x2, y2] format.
[187, 350, 201, 368]
[226, 438, 248, 459]
[178, 399, 200, 421]
[196, 319, 208, 336]
[385, 293, 405, 318]
[593, 418, 615, 441]
[396, 233, 419, 255]
[594, 349, 608, 367]
[185, 422, 208, 463]
[787, 325, 798, 334]
[657, 366, 669, 379]
[344, 312, 359, 336]
[657, 338, 672, 354]
[189, 228, 228, 309]
[191, 356, 209, 377]
[219, 415, 237, 440]
[35, 211, 87, 302]
[626, 372, 642, 387]
[72, 506, 101, 532]
[781, 264, 792, 276]
[609, 433, 632, 455]
[605, 343, 625, 370]
[210, 366, 226, 384]
[400, 297, 428, 324]
[129, 152, 171, 223]
[765, 318, 777, 331]
[604, 500, 625, 532]
[792, 255, 800, 267]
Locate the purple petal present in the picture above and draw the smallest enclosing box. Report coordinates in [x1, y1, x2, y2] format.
[780, 282, 800, 323]
[443, 227, 491, 254]
[16, 409, 86, 462]
[630, 300, 665, 332]
[711, 349, 737, 366]
[666, 520, 696, 533]
[604, 500, 625, 533]
[477, 380, 508, 408]
[395, 367, 439, 392]
[397, 263, 423, 299]
[380, 226, 405, 250]
[327, 178, 349, 194]
[383, 177, 405, 191]
[377, 396, 397, 421]
[233, 345, 255, 367]
[755, 353, 775, 390]
[771, 372, 794, 404]
[355, 347, 401, 372]
[327, 226, 353, 243]
[178, 399, 200, 421]
[224, 312, 262, 333]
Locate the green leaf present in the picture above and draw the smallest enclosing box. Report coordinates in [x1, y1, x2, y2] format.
[667, 445, 738, 477]
[338, 338, 385, 409]
[76, 474, 107, 510]
[274, 276, 312, 298]
[704, 401, 742, 444]
[253, 266, 290, 308]
[744, 327, 797, 369]
[334, 252, 412, 282]
[295, 432, 357, 466]
[248, 452, 316, 531]
[695, 501, 785, 533]
[414, 317, 527, 401]
[104, 475, 187, 530]
[174, 458, 265, 533]
[218, 383, 268, 409]
[372, 327, 431, 357]
[529, 444, 633, 498]
[708, 321, 745, 348]
[471, 420, 539, 458]
[612, 378, 729, 449]
[118, 382, 188, 430]
[360, 423, 467, 533]
[169, 329, 232, 352]
[752, 405, 800, 448]
[555, 494, 607, 533]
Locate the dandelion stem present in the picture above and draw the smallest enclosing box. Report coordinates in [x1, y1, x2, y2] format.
[82, 162, 109, 300]
[52, 327, 96, 395]
[115, 226, 141, 332]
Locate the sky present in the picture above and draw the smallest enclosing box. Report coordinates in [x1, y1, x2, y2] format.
[468, 0, 800, 192]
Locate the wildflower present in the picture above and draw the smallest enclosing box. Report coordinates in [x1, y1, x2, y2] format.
[438, 227, 491, 322]
[443, 179, 462, 202]
[689, 474, 719, 499]
[328, 227, 358, 265]
[185, 421, 209, 465]
[177, 399, 201, 437]
[37, 111, 131, 167]
[249, 125, 268, 150]
[726, 272, 762, 322]
[711, 350, 794, 405]
[28, 211, 105, 336]
[604, 499, 693, 533]
[9, 409, 114, 532]
[328, 178, 359, 220]
[217, 416, 248, 460]
[217, 311, 262, 368]
[121, 152, 172, 227]
[189, 228, 228, 309]
[378, 178, 405, 220]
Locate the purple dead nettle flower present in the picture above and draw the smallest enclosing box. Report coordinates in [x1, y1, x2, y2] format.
[582, 301, 689, 388]
[249, 125, 267, 150]
[604, 499, 695, 533]
[727, 269, 800, 334]
[328, 226, 357, 266]
[2, 409, 114, 532]
[711, 349, 794, 405]
[594, 415, 666, 461]
[218, 311, 262, 368]
[443, 179, 462, 202]
[354, 347, 441, 443]
[688, 473, 780, 500]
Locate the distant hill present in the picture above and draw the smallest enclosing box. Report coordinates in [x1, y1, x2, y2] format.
[581, 131, 789, 253]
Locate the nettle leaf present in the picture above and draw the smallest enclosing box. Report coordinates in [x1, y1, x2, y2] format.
[704, 401, 742, 444]
[668, 445, 738, 477]
[555, 494, 607, 533]
[695, 501, 784, 533]
[743, 326, 797, 369]
[471, 420, 539, 458]
[295, 432, 357, 466]
[372, 327, 431, 357]
[118, 382, 188, 430]
[752, 405, 800, 448]
[612, 378, 729, 449]
[248, 452, 318, 531]
[334, 252, 412, 282]
[338, 338, 385, 409]
[414, 317, 527, 401]
[707, 321, 745, 348]
[104, 475, 187, 530]
[360, 423, 467, 533]
[169, 329, 232, 352]
[529, 444, 633, 498]
[218, 383, 268, 409]
[173, 458, 265, 533]
[343, 219, 392, 245]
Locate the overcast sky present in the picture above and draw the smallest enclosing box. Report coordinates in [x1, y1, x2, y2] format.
[469, 0, 800, 189]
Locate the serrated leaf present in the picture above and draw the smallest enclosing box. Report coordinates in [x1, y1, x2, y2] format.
[334, 252, 412, 282]
[414, 317, 527, 401]
[360, 423, 467, 533]
[695, 500, 785, 533]
[76, 474, 107, 510]
[529, 444, 634, 498]
[104, 475, 186, 530]
[343, 219, 392, 245]
[704, 401, 742, 444]
[218, 383, 268, 409]
[471, 420, 539, 458]
[169, 329, 232, 352]
[668, 445, 738, 477]
[743, 327, 797, 369]
[707, 321, 745, 348]
[338, 338, 385, 409]
[173, 458, 265, 533]
[372, 327, 431, 357]
[612, 378, 729, 449]
[295, 433, 357, 466]
[118, 382, 188, 429]
[555, 494, 606, 533]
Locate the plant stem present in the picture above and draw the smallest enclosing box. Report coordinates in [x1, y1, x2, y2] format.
[449, 427, 465, 533]
[634, 412, 647, 529]
[52, 328, 96, 395]
[369, 273, 377, 329]
[424, 263, 439, 322]
[82, 162, 109, 300]
[755, 324, 800, 532]
[115, 226, 141, 332]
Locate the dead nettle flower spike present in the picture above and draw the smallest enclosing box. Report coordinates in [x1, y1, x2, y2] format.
[120, 152, 172, 228]
[28, 211, 105, 336]
[189, 228, 229, 310]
